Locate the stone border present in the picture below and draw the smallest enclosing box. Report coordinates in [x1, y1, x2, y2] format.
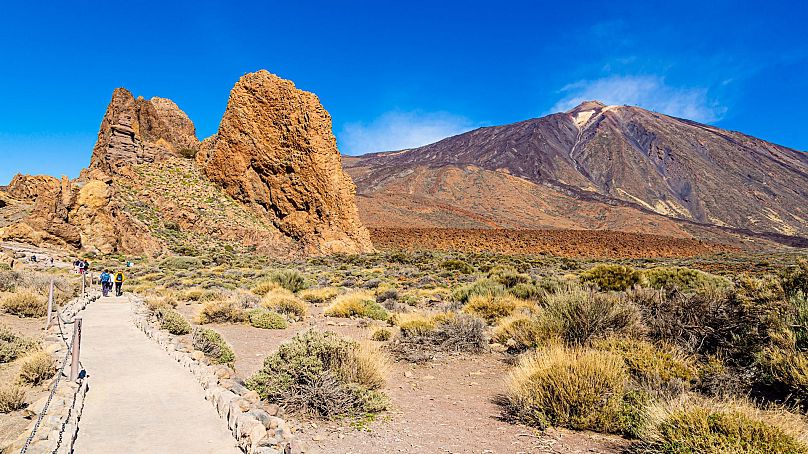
[131, 299, 304, 454]
[9, 293, 97, 454]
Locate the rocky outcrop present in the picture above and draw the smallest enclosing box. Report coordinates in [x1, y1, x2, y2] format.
[89, 88, 200, 174]
[197, 70, 373, 254]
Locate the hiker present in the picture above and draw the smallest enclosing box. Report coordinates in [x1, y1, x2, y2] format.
[114, 271, 125, 297]
[82, 260, 90, 275]
[100, 270, 112, 297]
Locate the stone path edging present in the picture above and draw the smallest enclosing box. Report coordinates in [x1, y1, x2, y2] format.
[9, 292, 98, 454]
[131, 299, 305, 454]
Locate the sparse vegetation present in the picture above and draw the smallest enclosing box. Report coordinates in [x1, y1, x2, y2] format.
[197, 297, 246, 324]
[391, 312, 486, 361]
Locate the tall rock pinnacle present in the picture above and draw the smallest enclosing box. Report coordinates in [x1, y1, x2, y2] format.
[197, 70, 373, 254]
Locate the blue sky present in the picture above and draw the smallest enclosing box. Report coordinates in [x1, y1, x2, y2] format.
[1, 0, 806, 184]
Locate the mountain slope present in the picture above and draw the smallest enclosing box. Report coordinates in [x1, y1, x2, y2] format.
[345, 101, 808, 240]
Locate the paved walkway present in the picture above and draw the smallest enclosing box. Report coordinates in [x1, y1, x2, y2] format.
[72, 296, 240, 453]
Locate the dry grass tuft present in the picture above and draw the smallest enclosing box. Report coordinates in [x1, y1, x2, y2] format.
[463, 293, 536, 324]
[197, 297, 246, 324]
[0, 385, 26, 413]
[299, 287, 340, 304]
[325, 291, 388, 321]
[261, 289, 308, 321]
[505, 344, 630, 432]
[641, 395, 808, 453]
[1, 289, 48, 318]
[17, 350, 55, 385]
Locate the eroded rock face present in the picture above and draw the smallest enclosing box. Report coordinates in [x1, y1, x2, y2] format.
[197, 70, 373, 254]
[89, 88, 199, 173]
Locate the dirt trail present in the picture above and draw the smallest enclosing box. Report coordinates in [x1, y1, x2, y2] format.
[72, 296, 240, 454]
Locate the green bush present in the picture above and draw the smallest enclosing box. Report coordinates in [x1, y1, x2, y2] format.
[540, 285, 641, 346]
[440, 259, 474, 274]
[593, 337, 697, 390]
[580, 264, 642, 291]
[371, 328, 392, 341]
[246, 331, 389, 417]
[248, 309, 287, 330]
[192, 328, 235, 365]
[157, 308, 192, 335]
[266, 269, 308, 293]
[452, 278, 505, 304]
[489, 266, 532, 288]
[508, 282, 542, 300]
[643, 266, 729, 292]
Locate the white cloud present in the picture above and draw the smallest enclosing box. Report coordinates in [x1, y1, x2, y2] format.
[547, 75, 727, 123]
[338, 111, 479, 155]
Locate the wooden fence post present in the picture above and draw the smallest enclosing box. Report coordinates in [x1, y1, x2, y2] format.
[45, 280, 54, 330]
[70, 318, 83, 381]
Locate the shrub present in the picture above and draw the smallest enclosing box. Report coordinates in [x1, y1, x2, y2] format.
[634, 279, 789, 365]
[758, 347, 808, 404]
[299, 287, 340, 304]
[157, 308, 192, 335]
[181, 288, 221, 302]
[0, 326, 37, 363]
[247, 309, 287, 330]
[192, 328, 235, 365]
[325, 291, 388, 321]
[580, 264, 642, 291]
[508, 282, 542, 300]
[492, 316, 551, 352]
[371, 328, 392, 341]
[643, 266, 728, 292]
[489, 266, 531, 288]
[265, 269, 308, 293]
[391, 313, 486, 360]
[251, 279, 283, 296]
[18, 350, 55, 385]
[0, 385, 26, 413]
[160, 256, 202, 270]
[440, 259, 474, 274]
[261, 290, 308, 321]
[782, 259, 808, 299]
[197, 298, 245, 324]
[505, 345, 630, 433]
[246, 331, 389, 417]
[451, 278, 505, 304]
[463, 294, 534, 324]
[593, 337, 696, 390]
[541, 286, 641, 346]
[641, 395, 808, 453]
[2, 289, 48, 317]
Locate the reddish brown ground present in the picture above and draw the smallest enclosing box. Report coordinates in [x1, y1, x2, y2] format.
[177, 302, 632, 453]
[369, 227, 736, 259]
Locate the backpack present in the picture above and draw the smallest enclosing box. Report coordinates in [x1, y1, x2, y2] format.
[115, 273, 124, 283]
[100, 273, 111, 283]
